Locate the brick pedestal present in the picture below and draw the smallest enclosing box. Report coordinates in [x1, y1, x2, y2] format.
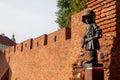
[84, 64, 104, 80]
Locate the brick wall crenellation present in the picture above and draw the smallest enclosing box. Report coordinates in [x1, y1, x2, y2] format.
[3, 28, 71, 55]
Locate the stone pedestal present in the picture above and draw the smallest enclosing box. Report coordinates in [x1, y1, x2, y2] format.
[83, 64, 104, 80]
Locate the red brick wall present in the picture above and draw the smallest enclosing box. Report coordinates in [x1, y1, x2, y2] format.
[0, 0, 119, 80]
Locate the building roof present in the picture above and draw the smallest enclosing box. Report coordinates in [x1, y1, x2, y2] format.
[0, 35, 16, 46]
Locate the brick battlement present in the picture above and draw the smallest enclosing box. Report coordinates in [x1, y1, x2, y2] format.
[2, 27, 71, 54]
[0, 0, 120, 80]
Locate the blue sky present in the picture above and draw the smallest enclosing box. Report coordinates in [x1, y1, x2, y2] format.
[0, 0, 59, 43]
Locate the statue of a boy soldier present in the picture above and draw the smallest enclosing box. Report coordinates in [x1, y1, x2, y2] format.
[81, 10, 102, 64]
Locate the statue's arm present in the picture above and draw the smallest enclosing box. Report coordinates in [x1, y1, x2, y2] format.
[83, 28, 102, 43]
[81, 32, 86, 48]
[81, 37, 85, 48]
[84, 37, 94, 42]
[81, 34, 94, 48]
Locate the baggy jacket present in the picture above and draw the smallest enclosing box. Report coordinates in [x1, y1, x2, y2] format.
[81, 23, 102, 50]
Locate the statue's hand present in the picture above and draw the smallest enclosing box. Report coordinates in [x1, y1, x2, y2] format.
[85, 37, 93, 42]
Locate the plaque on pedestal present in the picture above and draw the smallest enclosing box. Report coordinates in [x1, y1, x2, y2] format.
[83, 63, 103, 68]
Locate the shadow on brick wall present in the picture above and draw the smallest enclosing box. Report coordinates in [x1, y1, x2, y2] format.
[0, 51, 12, 80]
[110, 2, 120, 79]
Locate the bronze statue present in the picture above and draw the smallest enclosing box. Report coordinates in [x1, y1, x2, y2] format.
[81, 10, 102, 64]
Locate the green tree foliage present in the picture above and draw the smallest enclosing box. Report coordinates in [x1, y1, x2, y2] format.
[56, 0, 90, 28]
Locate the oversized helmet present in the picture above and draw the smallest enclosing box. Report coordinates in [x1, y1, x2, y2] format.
[82, 10, 96, 24]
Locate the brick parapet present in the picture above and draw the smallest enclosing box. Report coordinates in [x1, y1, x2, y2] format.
[3, 27, 71, 55]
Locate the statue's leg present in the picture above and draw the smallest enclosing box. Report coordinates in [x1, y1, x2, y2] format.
[88, 50, 98, 64]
